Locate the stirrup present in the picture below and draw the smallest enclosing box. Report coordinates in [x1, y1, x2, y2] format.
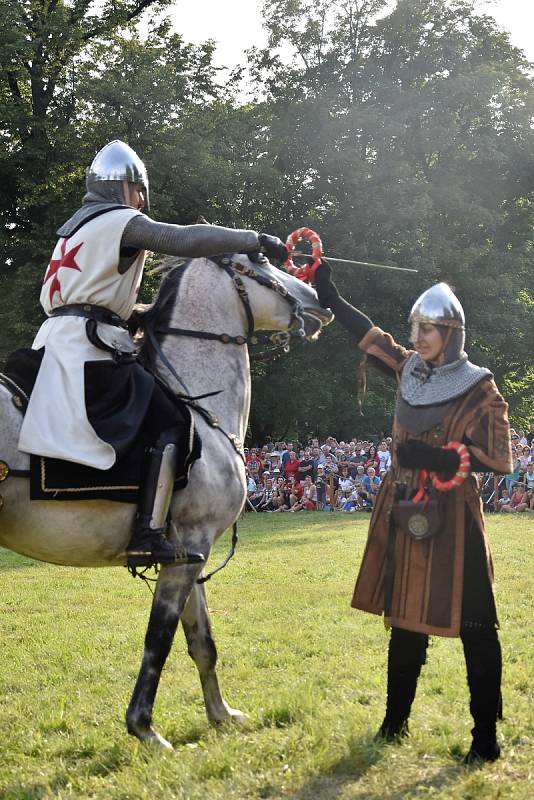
[126, 547, 205, 570]
[126, 528, 205, 570]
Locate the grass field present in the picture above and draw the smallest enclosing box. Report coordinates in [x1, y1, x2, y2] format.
[0, 513, 532, 799]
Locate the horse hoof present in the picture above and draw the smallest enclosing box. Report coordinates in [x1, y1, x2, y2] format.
[210, 707, 248, 725]
[127, 720, 174, 750]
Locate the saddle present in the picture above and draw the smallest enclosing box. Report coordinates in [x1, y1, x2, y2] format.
[1, 348, 201, 503]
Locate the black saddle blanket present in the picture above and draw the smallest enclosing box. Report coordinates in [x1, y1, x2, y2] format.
[30, 426, 201, 503]
[3, 347, 202, 503]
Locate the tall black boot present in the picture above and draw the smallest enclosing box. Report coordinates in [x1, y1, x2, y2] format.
[462, 626, 502, 763]
[127, 427, 204, 569]
[376, 627, 429, 741]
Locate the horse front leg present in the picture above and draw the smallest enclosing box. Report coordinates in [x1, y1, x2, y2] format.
[125, 563, 202, 749]
[182, 581, 247, 724]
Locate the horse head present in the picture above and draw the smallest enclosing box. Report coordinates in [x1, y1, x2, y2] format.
[224, 253, 333, 346]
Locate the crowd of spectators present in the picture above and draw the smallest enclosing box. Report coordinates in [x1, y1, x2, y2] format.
[245, 435, 394, 513]
[245, 421, 534, 517]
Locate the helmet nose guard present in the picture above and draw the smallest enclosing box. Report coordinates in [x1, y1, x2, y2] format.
[86, 140, 149, 212]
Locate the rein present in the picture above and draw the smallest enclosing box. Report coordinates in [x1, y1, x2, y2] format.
[153, 256, 306, 360]
[139, 255, 307, 585]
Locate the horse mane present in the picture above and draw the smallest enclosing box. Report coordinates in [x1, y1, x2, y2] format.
[133, 259, 189, 371]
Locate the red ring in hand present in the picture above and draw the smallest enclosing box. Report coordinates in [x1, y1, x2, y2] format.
[284, 227, 324, 283]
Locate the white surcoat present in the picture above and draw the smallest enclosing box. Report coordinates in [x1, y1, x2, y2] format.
[18, 208, 146, 469]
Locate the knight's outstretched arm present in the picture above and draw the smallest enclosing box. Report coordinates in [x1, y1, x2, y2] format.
[122, 214, 260, 257]
[314, 262, 373, 342]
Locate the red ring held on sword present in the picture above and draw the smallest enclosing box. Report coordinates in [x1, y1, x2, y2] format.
[284, 227, 323, 283]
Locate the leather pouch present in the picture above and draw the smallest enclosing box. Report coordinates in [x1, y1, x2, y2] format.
[392, 490, 443, 540]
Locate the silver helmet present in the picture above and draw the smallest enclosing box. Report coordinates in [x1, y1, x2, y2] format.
[409, 282, 465, 362]
[86, 140, 149, 210]
[409, 282, 464, 330]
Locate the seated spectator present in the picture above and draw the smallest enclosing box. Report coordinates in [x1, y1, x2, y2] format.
[362, 466, 381, 508]
[257, 478, 276, 511]
[495, 489, 511, 512]
[335, 467, 353, 505]
[340, 487, 361, 512]
[501, 484, 527, 513]
[517, 488, 533, 513]
[524, 462, 534, 491]
[337, 467, 352, 489]
[271, 475, 291, 512]
[290, 475, 317, 511]
[246, 470, 256, 496]
[288, 474, 303, 508]
[248, 480, 266, 510]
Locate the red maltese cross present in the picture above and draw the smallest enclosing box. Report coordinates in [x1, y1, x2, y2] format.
[44, 238, 83, 303]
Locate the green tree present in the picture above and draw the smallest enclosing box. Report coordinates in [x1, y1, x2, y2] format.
[244, 0, 534, 439]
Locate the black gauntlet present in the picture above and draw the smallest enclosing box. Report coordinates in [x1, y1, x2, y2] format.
[314, 262, 373, 342]
[396, 440, 460, 478]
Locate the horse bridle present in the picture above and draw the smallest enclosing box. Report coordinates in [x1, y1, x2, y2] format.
[142, 255, 311, 455]
[153, 255, 308, 358]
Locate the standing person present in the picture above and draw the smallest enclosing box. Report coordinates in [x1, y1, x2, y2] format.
[315, 265, 512, 763]
[377, 441, 392, 472]
[298, 447, 315, 482]
[284, 450, 301, 481]
[17, 140, 288, 569]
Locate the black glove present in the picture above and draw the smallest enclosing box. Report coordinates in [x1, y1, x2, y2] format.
[258, 233, 288, 262]
[314, 261, 340, 308]
[396, 440, 460, 478]
[313, 261, 373, 341]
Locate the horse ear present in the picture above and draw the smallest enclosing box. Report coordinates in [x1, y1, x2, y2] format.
[196, 214, 210, 225]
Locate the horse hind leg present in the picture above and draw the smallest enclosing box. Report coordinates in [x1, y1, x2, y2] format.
[182, 582, 247, 724]
[125, 563, 202, 749]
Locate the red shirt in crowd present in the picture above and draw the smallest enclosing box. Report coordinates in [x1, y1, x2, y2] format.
[284, 457, 301, 480]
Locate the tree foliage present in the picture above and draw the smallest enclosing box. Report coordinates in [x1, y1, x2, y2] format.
[0, 0, 532, 438]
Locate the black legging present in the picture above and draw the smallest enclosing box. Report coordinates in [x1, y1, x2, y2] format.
[385, 625, 502, 733]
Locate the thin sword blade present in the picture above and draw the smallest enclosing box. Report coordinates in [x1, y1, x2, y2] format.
[291, 251, 418, 273]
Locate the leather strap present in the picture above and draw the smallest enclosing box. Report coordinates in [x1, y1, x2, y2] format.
[49, 304, 128, 329]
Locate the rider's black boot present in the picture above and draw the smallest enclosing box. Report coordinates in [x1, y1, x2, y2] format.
[462, 627, 502, 764]
[375, 627, 428, 743]
[127, 427, 204, 569]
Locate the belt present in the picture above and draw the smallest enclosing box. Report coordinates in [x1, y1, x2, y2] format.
[49, 304, 128, 329]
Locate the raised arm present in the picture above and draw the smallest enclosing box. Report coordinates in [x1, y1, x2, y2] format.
[314, 262, 374, 342]
[314, 262, 412, 380]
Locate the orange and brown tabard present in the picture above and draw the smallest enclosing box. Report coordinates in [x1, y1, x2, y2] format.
[351, 327, 513, 638]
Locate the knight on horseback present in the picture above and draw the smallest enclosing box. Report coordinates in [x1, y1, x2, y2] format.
[17, 139, 288, 570]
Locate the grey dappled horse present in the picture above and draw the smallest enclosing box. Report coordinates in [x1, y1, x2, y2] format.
[0, 254, 331, 748]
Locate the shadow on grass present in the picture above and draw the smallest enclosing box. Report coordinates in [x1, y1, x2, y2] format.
[2, 743, 129, 798]
[281, 738, 465, 800]
[0, 548, 43, 571]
